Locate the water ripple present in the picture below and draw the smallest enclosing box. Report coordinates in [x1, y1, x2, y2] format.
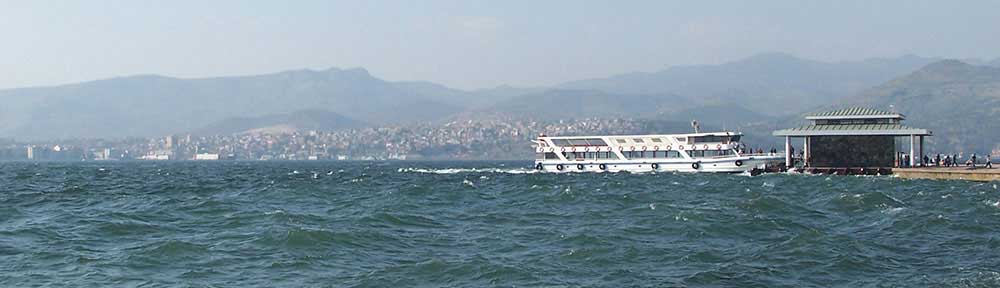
[1, 161, 999, 286]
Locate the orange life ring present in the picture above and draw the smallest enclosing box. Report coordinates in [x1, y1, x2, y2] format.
[561, 147, 566, 152]
[630, 146, 635, 151]
[549, 148, 555, 152]
[716, 144, 722, 150]
[703, 144, 709, 150]
[678, 145, 684, 150]
[666, 145, 672, 150]
[642, 146, 647, 151]
[572, 147, 577, 152]
[653, 146, 659, 151]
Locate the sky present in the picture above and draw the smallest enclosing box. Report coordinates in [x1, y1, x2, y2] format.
[1, 0, 999, 90]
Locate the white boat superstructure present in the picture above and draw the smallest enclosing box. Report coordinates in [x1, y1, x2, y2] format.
[532, 132, 784, 173]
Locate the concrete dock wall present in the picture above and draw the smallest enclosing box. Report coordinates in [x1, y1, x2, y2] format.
[894, 168, 1000, 182]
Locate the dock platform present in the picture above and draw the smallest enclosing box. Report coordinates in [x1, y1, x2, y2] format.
[894, 167, 1000, 182]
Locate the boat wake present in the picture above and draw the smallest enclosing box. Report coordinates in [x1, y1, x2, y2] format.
[397, 167, 541, 174]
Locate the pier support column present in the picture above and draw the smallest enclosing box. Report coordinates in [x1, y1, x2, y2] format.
[909, 134, 916, 167]
[919, 136, 924, 166]
[803, 136, 810, 167]
[785, 136, 792, 168]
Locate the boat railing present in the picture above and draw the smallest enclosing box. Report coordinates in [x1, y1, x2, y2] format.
[737, 152, 786, 158]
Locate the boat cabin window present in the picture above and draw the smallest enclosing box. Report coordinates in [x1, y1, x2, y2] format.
[702, 150, 733, 157]
[691, 135, 731, 143]
[650, 138, 662, 143]
[587, 139, 608, 146]
[682, 150, 734, 158]
[621, 150, 682, 160]
[552, 138, 608, 146]
[559, 151, 618, 160]
[674, 137, 687, 143]
[551, 139, 570, 146]
[563, 152, 582, 160]
[632, 138, 644, 143]
[597, 152, 619, 159]
[537, 152, 561, 160]
[615, 139, 627, 144]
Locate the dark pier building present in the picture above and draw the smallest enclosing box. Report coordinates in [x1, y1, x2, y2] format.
[773, 107, 932, 171]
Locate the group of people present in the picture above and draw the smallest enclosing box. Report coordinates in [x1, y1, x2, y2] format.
[904, 153, 994, 169]
[736, 145, 781, 156]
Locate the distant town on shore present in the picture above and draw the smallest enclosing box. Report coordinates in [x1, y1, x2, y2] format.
[0, 118, 695, 161]
[2, 53, 1000, 161]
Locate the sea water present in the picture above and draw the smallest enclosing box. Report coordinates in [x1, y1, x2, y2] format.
[1, 161, 999, 286]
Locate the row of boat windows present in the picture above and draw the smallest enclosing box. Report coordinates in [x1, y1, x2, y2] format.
[537, 150, 735, 160]
[614, 138, 667, 144]
[550, 138, 608, 146]
[550, 135, 742, 147]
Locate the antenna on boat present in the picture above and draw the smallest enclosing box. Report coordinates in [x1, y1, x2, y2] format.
[691, 120, 700, 133]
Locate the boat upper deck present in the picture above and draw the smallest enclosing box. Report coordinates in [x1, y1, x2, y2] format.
[536, 132, 742, 149]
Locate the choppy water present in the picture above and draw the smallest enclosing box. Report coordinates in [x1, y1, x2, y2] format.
[2, 161, 1000, 287]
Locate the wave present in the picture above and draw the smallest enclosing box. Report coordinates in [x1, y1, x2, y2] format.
[397, 167, 541, 174]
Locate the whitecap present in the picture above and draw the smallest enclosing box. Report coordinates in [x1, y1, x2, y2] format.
[399, 167, 541, 174]
[986, 199, 1000, 208]
[884, 207, 906, 214]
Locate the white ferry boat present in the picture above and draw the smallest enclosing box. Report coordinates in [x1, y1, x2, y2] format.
[532, 131, 784, 173]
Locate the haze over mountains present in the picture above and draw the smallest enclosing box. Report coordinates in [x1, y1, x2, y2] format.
[1, 52, 998, 153]
[842, 60, 1000, 152]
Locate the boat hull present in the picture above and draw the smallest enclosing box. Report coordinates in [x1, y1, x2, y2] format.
[534, 155, 784, 173]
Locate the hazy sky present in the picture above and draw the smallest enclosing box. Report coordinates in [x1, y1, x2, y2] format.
[2, 0, 999, 90]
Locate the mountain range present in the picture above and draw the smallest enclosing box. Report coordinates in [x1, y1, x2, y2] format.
[841, 60, 1000, 153]
[192, 109, 364, 136]
[1, 53, 997, 154]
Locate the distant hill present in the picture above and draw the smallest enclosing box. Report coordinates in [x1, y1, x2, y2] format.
[837, 60, 1000, 153]
[474, 89, 685, 121]
[661, 104, 773, 129]
[988, 58, 1000, 67]
[0, 68, 460, 140]
[192, 109, 363, 136]
[0, 53, 968, 141]
[559, 53, 940, 116]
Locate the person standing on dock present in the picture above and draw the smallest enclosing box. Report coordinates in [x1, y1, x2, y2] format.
[987, 155, 993, 168]
[954, 154, 960, 167]
[971, 154, 978, 168]
[923, 155, 930, 167]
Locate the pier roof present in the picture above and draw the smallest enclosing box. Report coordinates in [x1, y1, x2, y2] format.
[773, 123, 931, 136]
[805, 107, 903, 120]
